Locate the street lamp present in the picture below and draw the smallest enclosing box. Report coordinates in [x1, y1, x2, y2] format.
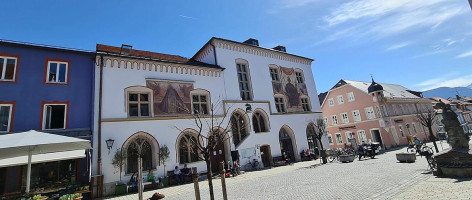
[106, 139, 114, 154]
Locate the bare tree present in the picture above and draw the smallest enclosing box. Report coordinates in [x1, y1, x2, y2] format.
[174, 100, 235, 200]
[307, 118, 328, 164]
[415, 104, 440, 153]
[128, 136, 151, 200]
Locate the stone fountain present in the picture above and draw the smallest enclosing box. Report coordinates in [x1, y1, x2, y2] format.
[433, 101, 472, 177]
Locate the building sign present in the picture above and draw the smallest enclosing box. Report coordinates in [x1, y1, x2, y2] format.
[338, 125, 356, 131]
[394, 119, 404, 123]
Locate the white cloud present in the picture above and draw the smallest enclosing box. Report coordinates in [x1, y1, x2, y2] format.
[279, 0, 320, 8]
[178, 15, 197, 20]
[386, 42, 411, 51]
[321, 0, 466, 41]
[456, 50, 472, 58]
[415, 74, 472, 91]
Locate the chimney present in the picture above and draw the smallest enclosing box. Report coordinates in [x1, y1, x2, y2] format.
[273, 45, 286, 52]
[243, 38, 259, 46]
[456, 94, 461, 100]
[120, 44, 132, 55]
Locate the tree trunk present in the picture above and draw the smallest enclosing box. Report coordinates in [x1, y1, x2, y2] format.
[206, 159, 215, 200]
[138, 157, 143, 200]
[428, 126, 439, 153]
[317, 138, 327, 164]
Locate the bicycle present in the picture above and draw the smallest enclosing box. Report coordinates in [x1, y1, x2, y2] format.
[244, 158, 260, 171]
[327, 149, 341, 162]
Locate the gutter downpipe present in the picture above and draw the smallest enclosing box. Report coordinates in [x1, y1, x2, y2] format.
[97, 54, 104, 197]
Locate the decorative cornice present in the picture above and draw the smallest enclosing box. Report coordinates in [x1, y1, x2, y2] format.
[96, 55, 223, 77]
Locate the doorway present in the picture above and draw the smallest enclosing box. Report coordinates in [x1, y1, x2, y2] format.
[279, 127, 296, 162]
[370, 129, 383, 147]
[259, 145, 272, 167]
[210, 141, 226, 173]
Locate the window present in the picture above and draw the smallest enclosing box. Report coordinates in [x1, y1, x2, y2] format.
[42, 103, 67, 130]
[274, 97, 286, 113]
[301, 97, 311, 112]
[328, 98, 334, 107]
[331, 115, 338, 125]
[365, 107, 375, 120]
[357, 130, 367, 143]
[419, 124, 424, 132]
[127, 140, 153, 173]
[0, 56, 18, 82]
[0, 104, 13, 132]
[381, 105, 388, 117]
[128, 93, 150, 117]
[392, 105, 398, 115]
[345, 132, 354, 141]
[179, 134, 200, 164]
[231, 112, 249, 147]
[269, 68, 279, 81]
[252, 111, 268, 133]
[295, 71, 304, 83]
[412, 123, 418, 136]
[347, 92, 355, 102]
[376, 106, 382, 118]
[335, 133, 343, 144]
[323, 117, 328, 127]
[45, 60, 69, 84]
[341, 113, 349, 124]
[327, 134, 333, 144]
[399, 125, 405, 137]
[236, 62, 252, 101]
[352, 110, 361, 122]
[406, 124, 412, 136]
[337, 95, 344, 104]
[192, 94, 209, 115]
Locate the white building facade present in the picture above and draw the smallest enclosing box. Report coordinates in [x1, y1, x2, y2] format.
[92, 38, 323, 195]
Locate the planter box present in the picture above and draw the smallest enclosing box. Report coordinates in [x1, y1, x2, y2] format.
[115, 183, 127, 195]
[339, 154, 355, 163]
[159, 177, 169, 187]
[396, 153, 416, 163]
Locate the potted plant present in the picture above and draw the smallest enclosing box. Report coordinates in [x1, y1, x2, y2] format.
[59, 193, 82, 200]
[338, 154, 355, 163]
[112, 148, 128, 195]
[158, 145, 170, 187]
[29, 195, 48, 200]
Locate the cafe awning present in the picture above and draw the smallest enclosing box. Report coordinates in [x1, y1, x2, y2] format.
[0, 130, 91, 193]
[0, 149, 86, 168]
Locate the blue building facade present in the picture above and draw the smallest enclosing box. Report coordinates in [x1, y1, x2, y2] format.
[0, 40, 95, 196]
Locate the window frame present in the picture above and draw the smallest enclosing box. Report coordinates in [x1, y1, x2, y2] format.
[178, 133, 201, 164]
[0, 102, 15, 132]
[295, 70, 305, 84]
[341, 112, 349, 124]
[127, 92, 151, 117]
[328, 98, 334, 107]
[269, 67, 280, 81]
[323, 117, 328, 127]
[365, 107, 376, 120]
[252, 110, 269, 133]
[398, 125, 405, 137]
[352, 110, 361, 122]
[300, 96, 311, 112]
[274, 96, 286, 113]
[347, 92, 355, 102]
[327, 132, 333, 145]
[44, 58, 70, 85]
[331, 115, 338, 125]
[345, 132, 354, 142]
[0, 54, 20, 83]
[357, 130, 367, 143]
[40, 101, 69, 130]
[335, 133, 343, 145]
[235, 59, 253, 101]
[190, 90, 210, 115]
[337, 95, 344, 104]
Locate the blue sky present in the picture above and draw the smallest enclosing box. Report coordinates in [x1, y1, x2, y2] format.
[1, 0, 472, 93]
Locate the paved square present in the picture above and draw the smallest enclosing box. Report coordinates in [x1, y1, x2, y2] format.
[105, 142, 471, 200]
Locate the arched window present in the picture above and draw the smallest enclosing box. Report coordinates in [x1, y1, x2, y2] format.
[127, 140, 153, 174]
[231, 112, 248, 147]
[252, 111, 268, 133]
[178, 134, 200, 164]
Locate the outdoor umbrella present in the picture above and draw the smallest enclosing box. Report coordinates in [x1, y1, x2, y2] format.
[0, 130, 92, 193]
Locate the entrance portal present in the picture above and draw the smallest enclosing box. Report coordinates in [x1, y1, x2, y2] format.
[210, 141, 225, 173]
[259, 145, 272, 167]
[279, 127, 296, 162]
[371, 129, 383, 147]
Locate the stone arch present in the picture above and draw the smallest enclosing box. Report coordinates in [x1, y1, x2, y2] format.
[175, 128, 203, 164]
[252, 108, 270, 133]
[122, 131, 160, 173]
[279, 125, 299, 161]
[230, 109, 250, 147]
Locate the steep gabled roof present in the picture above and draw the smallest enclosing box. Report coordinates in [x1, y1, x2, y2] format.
[342, 79, 421, 99]
[96, 44, 223, 69]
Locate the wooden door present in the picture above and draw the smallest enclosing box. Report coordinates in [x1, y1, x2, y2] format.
[260, 145, 271, 167]
[210, 142, 225, 173]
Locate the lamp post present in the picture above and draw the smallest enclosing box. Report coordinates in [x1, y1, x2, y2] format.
[106, 139, 114, 154]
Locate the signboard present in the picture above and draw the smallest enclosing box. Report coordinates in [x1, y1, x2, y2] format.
[240, 147, 256, 159]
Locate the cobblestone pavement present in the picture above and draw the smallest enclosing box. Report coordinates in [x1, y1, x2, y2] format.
[105, 142, 467, 200]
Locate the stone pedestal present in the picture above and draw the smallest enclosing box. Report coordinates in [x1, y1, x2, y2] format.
[339, 154, 354, 163]
[396, 153, 416, 163]
[434, 148, 472, 177]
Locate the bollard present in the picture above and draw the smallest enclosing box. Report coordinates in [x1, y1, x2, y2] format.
[192, 167, 201, 200]
[220, 162, 228, 200]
